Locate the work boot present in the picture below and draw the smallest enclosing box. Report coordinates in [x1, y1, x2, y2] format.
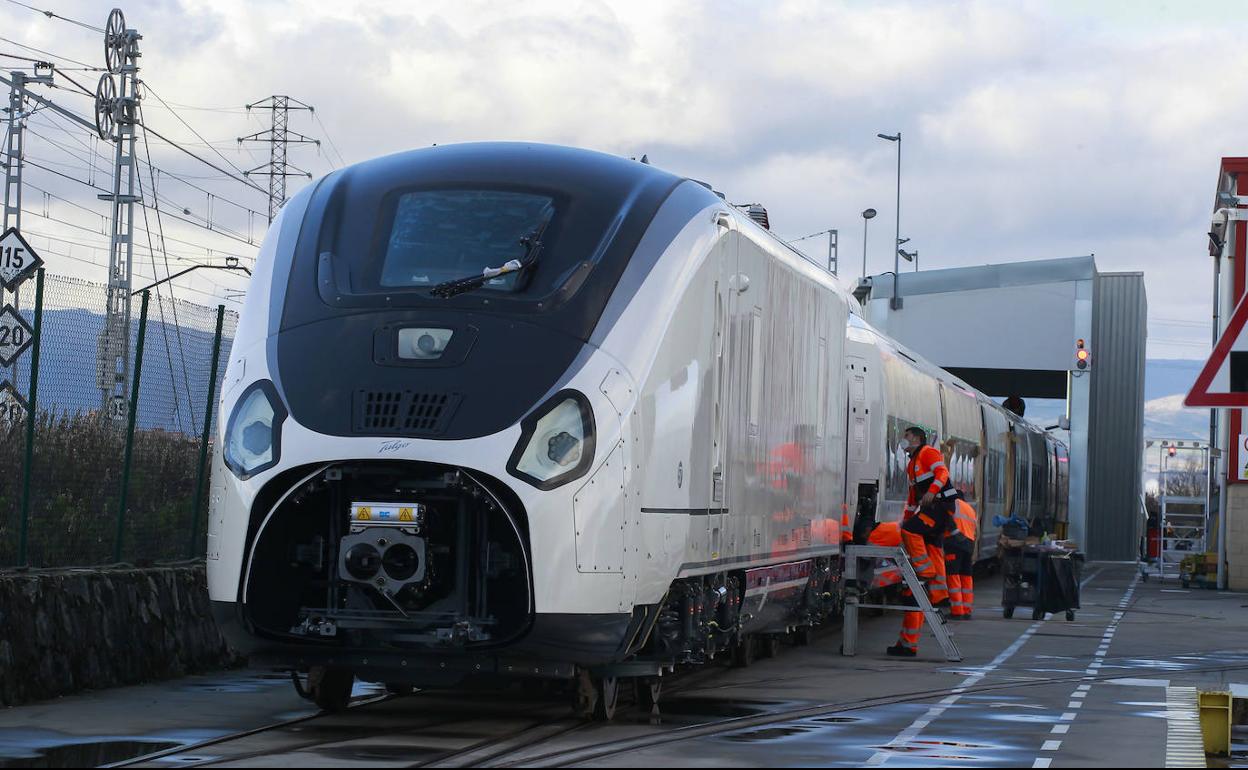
[886, 643, 917, 658]
[933, 596, 951, 610]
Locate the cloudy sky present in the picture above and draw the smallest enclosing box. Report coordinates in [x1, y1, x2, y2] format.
[0, 0, 1238, 362]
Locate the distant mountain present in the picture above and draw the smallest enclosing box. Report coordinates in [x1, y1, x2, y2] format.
[5, 307, 233, 436]
[1144, 394, 1208, 440]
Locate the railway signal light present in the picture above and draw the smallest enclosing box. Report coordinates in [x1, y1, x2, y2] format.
[1075, 339, 1090, 370]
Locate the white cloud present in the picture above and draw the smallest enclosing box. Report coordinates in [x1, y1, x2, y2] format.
[0, 0, 1240, 339]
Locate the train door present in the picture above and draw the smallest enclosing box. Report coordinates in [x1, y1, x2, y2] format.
[707, 227, 738, 561]
[844, 354, 874, 538]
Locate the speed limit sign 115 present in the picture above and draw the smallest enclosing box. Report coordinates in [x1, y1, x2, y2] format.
[0, 228, 42, 292]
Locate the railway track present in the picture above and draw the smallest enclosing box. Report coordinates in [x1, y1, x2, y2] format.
[104, 651, 1248, 769]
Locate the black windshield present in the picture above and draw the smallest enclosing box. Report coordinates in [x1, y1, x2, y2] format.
[283, 143, 686, 338]
[376, 190, 554, 292]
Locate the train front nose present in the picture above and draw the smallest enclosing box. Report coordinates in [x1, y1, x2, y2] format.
[240, 461, 532, 650]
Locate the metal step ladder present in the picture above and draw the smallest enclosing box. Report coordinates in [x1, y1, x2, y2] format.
[841, 544, 963, 662]
[1146, 439, 1212, 584]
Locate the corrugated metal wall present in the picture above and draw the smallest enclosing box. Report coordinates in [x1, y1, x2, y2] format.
[1086, 273, 1148, 560]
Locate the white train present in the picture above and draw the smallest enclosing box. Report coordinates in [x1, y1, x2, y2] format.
[206, 143, 1067, 717]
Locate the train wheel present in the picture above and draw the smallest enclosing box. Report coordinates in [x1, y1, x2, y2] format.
[1065, 610, 1076, 621]
[636, 678, 662, 713]
[733, 636, 755, 667]
[761, 635, 781, 659]
[308, 666, 353, 713]
[593, 677, 619, 722]
[1031, 605, 1045, 621]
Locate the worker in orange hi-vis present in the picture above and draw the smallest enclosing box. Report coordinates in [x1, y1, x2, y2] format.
[866, 520, 903, 589]
[897, 427, 954, 606]
[944, 498, 978, 620]
[867, 519, 929, 657]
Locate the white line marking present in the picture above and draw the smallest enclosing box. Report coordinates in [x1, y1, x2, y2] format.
[1068, 701, 1083, 709]
[1165, 686, 1206, 767]
[865, 619, 1045, 765]
[1051, 724, 1070, 734]
[1033, 759, 1052, 768]
[1042, 740, 1063, 751]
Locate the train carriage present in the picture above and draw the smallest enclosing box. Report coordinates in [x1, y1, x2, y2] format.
[207, 143, 1067, 717]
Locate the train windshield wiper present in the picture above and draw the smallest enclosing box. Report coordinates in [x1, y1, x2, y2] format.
[429, 221, 548, 299]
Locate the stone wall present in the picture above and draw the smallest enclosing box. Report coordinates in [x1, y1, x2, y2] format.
[1226, 485, 1248, 591]
[0, 563, 241, 706]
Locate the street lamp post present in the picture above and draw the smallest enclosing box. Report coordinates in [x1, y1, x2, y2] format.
[877, 132, 902, 309]
[861, 208, 877, 279]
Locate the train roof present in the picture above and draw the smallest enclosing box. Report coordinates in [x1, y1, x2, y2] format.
[847, 312, 1062, 443]
[333, 141, 687, 194]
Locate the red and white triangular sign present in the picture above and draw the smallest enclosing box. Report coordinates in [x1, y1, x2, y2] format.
[1188, 293, 1248, 406]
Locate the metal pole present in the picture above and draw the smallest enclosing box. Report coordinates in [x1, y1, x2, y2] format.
[3, 71, 24, 383]
[189, 304, 225, 557]
[1215, 229, 1228, 589]
[16, 267, 43, 566]
[113, 289, 149, 563]
[861, 218, 869, 280]
[99, 25, 141, 413]
[893, 133, 901, 309]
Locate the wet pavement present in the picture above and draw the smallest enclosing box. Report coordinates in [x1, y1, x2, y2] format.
[0, 562, 1244, 767]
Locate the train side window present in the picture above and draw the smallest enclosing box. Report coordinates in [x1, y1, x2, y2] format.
[749, 307, 763, 434]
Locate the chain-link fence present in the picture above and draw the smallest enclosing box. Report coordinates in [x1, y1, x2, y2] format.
[0, 272, 237, 568]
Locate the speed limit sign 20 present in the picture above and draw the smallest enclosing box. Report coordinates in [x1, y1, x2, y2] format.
[0, 304, 33, 367]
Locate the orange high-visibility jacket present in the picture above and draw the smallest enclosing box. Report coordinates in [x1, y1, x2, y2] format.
[952, 498, 978, 541]
[906, 444, 955, 510]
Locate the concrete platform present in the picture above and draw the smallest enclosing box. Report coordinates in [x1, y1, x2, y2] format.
[0, 562, 1244, 767]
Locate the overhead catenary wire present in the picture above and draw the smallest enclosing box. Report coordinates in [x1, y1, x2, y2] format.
[34, 243, 243, 305]
[785, 228, 837, 244]
[143, 83, 269, 193]
[3, 0, 105, 33]
[312, 110, 347, 169]
[140, 115, 268, 196]
[24, 153, 261, 248]
[24, 227, 250, 267]
[30, 111, 268, 228]
[0, 35, 99, 70]
[139, 100, 200, 430]
[22, 174, 257, 264]
[136, 158, 189, 433]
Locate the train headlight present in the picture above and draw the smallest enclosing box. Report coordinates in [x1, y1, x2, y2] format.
[507, 390, 596, 489]
[223, 381, 287, 479]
